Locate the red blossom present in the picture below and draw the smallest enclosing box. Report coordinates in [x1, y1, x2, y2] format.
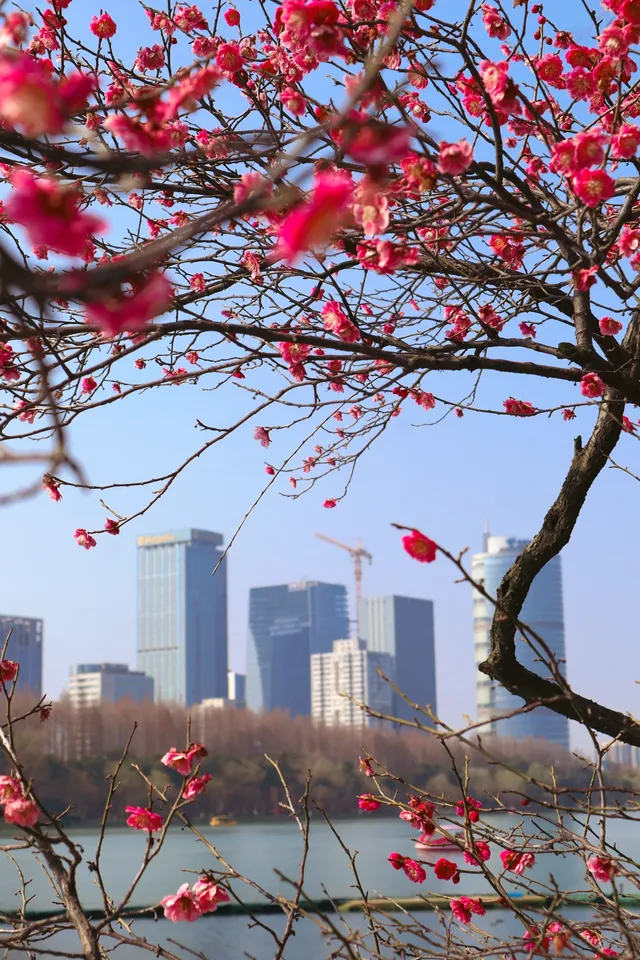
[434, 858, 460, 883]
[402, 529, 437, 563]
[451, 896, 486, 924]
[0, 660, 18, 685]
[358, 794, 381, 811]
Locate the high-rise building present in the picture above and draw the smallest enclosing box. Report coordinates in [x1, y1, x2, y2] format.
[472, 534, 569, 748]
[68, 663, 154, 707]
[311, 638, 393, 727]
[359, 596, 437, 722]
[0, 615, 43, 699]
[246, 581, 349, 716]
[228, 670, 246, 707]
[137, 529, 228, 706]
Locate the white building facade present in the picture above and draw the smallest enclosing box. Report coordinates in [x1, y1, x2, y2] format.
[311, 638, 393, 728]
[68, 663, 154, 707]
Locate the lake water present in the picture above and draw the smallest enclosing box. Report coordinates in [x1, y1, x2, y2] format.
[0, 816, 636, 958]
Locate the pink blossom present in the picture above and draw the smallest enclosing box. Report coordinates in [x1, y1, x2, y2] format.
[82, 377, 97, 394]
[183, 773, 212, 800]
[74, 529, 96, 550]
[160, 883, 202, 922]
[504, 398, 537, 417]
[587, 855, 617, 881]
[360, 756, 375, 776]
[104, 519, 120, 535]
[321, 301, 361, 342]
[0, 53, 67, 135]
[6, 171, 105, 259]
[43, 476, 62, 502]
[323, 499, 337, 508]
[278, 0, 346, 61]
[388, 852, 404, 870]
[451, 896, 486, 924]
[437, 140, 474, 175]
[0, 660, 18, 685]
[403, 858, 427, 883]
[0, 776, 22, 804]
[573, 130, 608, 170]
[276, 170, 353, 264]
[456, 796, 482, 823]
[193, 877, 230, 912]
[562, 408, 577, 421]
[580, 372, 605, 398]
[224, 8, 241, 26]
[345, 121, 412, 167]
[190, 273, 206, 293]
[574, 265, 599, 291]
[612, 123, 640, 159]
[519, 322, 537, 338]
[500, 850, 535, 874]
[90, 14, 117, 38]
[126, 806, 164, 832]
[85, 273, 172, 338]
[549, 922, 571, 955]
[572, 169, 615, 208]
[175, 5, 209, 31]
[4, 797, 40, 827]
[134, 44, 166, 72]
[253, 426, 271, 448]
[481, 4, 510, 39]
[464, 841, 491, 864]
[358, 794, 381, 811]
[402, 530, 437, 563]
[280, 87, 306, 116]
[599, 316, 623, 336]
[549, 141, 577, 176]
[523, 928, 551, 953]
[162, 748, 194, 776]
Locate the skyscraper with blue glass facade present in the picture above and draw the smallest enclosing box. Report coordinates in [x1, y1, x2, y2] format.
[0, 615, 42, 699]
[246, 581, 349, 716]
[137, 529, 228, 706]
[359, 595, 437, 722]
[472, 534, 569, 749]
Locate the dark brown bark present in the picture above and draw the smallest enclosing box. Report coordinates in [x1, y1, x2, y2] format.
[480, 380, 640, 745]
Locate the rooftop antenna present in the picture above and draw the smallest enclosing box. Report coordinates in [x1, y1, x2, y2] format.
[315, 534, 373, 637]
[483, 518, 491, 553]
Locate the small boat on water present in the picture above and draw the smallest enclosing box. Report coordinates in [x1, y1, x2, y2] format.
[415, 826, 464, 852]
[209, 814, 238, 827]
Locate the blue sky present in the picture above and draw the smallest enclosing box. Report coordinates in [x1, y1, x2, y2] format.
[1, 0, 637, 754]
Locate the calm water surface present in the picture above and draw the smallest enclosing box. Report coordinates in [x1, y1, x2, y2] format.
[1, 816, 637, 959]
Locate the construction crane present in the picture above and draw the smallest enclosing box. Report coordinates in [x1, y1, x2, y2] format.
[316, 534, 373, 634]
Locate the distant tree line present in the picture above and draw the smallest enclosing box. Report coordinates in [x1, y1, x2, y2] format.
[1, 698, 637, 824]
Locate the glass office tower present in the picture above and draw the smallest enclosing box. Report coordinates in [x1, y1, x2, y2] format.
[137, 529, 228, 706]
[246, 581, 349, 716]
[359, 595, 437, 721]
[0, 615, 43, 698]
[472, 534, 569, 748]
